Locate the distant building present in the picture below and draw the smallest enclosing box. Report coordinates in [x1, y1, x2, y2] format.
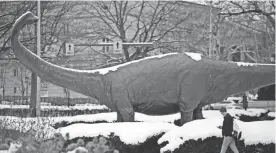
[0, 49, 109, 98]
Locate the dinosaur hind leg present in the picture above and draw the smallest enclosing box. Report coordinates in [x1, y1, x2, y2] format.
[117, 108, 134, 122]
[179, 102, 194, 125]
[180, 109, 193, 125]
[178, 74, 207, 125]
[179, 105, 204, 125]
[117, 111, 124, 122]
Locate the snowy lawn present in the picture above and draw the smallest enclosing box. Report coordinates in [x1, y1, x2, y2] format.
[58, 116, 275, 153]
[0, 108, 274, 152]
[203, 108, 273, 119]
[54, 109, 275, 153]
[53, 112, 180, 125]
[53, 109, 274, 125]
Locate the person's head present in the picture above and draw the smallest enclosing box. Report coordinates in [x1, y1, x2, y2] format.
[219, 106, 227, 116]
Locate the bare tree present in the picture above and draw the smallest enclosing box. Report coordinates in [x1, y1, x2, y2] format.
[79, 1, 190, 62]
[0, 1, 36, 55]
[219, 1, 275, 28]
[214, 1, 275, 61]
[0, 1, 78, 57]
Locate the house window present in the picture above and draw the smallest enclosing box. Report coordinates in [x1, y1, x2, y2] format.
[14, 87, 16, 93]
[102, 38, 109, 53]
[13, 69, 17, 76]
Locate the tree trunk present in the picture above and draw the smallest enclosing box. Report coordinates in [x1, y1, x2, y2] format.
[30, 72, 40, 117]
[2, 87, 4, 101]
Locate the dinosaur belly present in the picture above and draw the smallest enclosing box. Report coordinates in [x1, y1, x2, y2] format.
[134, 101, 179, 115]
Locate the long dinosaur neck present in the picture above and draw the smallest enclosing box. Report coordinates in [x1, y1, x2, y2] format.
[212, 61, 275, 99]
[10, 14, 102, 99]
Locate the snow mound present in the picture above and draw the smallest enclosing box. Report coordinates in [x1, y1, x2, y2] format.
[157, 118, 222, 153]
[184, 52, 202, 61]
[58, 122, 177, 145]
[203, 109, 270, 119]
[54, 112, 117, 124]
[158, 118, 275, 153]
[268, 112, 275, 118]
[238, 120, 275, 145]
[53, 109, 273, 127]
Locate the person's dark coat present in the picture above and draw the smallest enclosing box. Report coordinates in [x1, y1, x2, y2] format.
[242, 95, 248, 109]
[222, 113, 234, 137]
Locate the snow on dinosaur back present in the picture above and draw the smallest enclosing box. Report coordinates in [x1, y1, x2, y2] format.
[88, 51, 202, 75]
[88, 52, 204, 74]
[90, 52, 178, 75]
[184, 52, 202, 61]
[45, 52, 179, 76]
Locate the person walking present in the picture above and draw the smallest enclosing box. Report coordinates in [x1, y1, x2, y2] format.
[218, 106, 239, 153]
[242, 94, 248, 111]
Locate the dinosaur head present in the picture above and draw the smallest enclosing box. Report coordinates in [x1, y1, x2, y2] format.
[23, 11, 39, 25]
[14, 11, 38, 28]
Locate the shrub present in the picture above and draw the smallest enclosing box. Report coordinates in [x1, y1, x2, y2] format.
[0, 117, 56, 140]
[163, 136, 275, 153]
[63, 134, 275, 153]
[237, 110, 275, 122]
[0, 108, 111, 117]
[0, 129, 274, 153]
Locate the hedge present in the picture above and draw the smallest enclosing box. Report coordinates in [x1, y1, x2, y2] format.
[0, 108, 111, 117]
[164, 136, 275, 153]
[64, 134, 275, 153]
[53, 120, 111, 129]
[236, 110, 275, 122]
[0, 128, 274, 153]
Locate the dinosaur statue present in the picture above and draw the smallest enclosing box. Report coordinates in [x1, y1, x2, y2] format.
[11, 12, 275, 125]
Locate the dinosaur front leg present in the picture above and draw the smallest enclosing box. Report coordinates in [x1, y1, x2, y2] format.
[193, 107, 204, 120]
[179, 102, 193, 125]
[117, 107, 135, 122]
[177, 72, 208, 125]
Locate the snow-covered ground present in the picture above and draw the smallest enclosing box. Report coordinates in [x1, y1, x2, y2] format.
[55, 109, 275, 153]
[53, 112, 180, 124]
[204, 108, 271, 118]
[268, 112, 275, 117]
[0, 108, 274, 152]
[158, 119, 275, 153]
[53, 108, 274, 124]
